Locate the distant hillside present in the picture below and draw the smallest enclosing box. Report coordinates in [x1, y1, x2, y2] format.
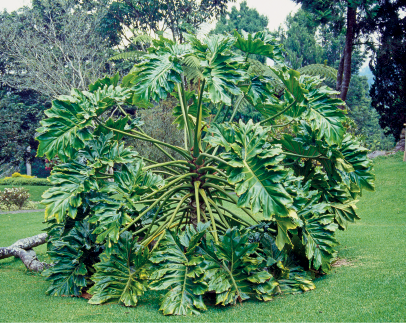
[359, 65, 374, 87]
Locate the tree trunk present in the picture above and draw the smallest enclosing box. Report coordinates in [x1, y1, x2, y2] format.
[339, 6, 357, 103]
[336, 53, 345, 92]
[0, 233, 48, 272]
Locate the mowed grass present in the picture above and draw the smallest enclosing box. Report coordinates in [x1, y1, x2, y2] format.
[0, 153, 405, 322]
[0, 185, 50, 202]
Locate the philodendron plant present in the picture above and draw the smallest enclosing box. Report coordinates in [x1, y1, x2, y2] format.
[37, 31, 375, 315]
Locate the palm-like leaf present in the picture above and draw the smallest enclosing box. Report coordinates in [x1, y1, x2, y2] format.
[131, 52, 183, 102]
[199, 227, 275, 305]
[205, 120, 292, 218]
[43, 221, 100, 296]
[149, 223, 210, 315]
[234, 30, 285, 63]
[42, 162, 97, 222]
[88, 232, 150, 306]
[298, 195, 338, 272]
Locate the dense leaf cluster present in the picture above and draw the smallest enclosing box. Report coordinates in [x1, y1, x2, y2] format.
[36, 31, 374, 315]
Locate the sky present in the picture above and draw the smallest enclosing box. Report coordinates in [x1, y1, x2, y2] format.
[0, 0, 299, 32]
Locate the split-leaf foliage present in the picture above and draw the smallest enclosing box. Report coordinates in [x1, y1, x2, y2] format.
[37, 31, 374, 315]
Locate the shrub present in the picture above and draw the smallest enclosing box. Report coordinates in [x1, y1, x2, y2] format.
[0, 187, 30, 210]
[36, 32, 375, 315]
[11, 172, 35, 178]
[0, 177, 50, 186]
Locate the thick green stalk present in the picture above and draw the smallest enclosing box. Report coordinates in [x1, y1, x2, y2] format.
[177, 83, 193, 149]
[176, 210, 188, 234]
[207, 198, 230, 229]
[96, 118, 191, 159]
[145, 193, 175, 238]
[200, 174, 230, 186]
[135, 156, 180, 175]
[212, 103, 224, 124]
[202, 183, 258, 224]
[193, 79, 206, 158]
[194, 181, 201, 223]
[228, 94, 244, 122]
[197, 166, 227, 178]
[216, 205, 252, 226]
[149, 170, 175, 177]
[221, 105, 231, 123]
[199, 153, 233, 167]
[259, 100, 297, 125]
[143, 160, 190, 171]
[143, 173, 196, 200]
[199, 189, 218, 242]
[167, 193, 193, 228]
[120, 184, 192, 233]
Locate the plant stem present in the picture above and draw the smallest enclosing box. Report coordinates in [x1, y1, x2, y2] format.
[96, 118, 191, 159]
[221, 105, 231, 123]
[212, 103, 224, 124]
[177, 83, 192, 149]
[199, 189, 218, 242]
[194, 182, 201, 223]
[197, 166, 227, 178]
[228, 94, 244, 122]
[135, 156, 181, 175]
[202, 183, 258, 224]
[143, 173, 196, 200]
[207, 198, 230, 229]
[199, 153, 232, 167]
[143, 160, 190, 171]
[193, 79, 206, 158]
[120, 184, 191, 234]
[259, 100, 297, 125]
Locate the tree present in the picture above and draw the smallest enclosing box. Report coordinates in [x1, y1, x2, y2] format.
[0, 87, 45, 170]
[368, 0, 406, 141]
[101, 0, 231, 43]
[0, 0, 113, 98]
[274, 9, 324, 69]
[212, 1, 268, 35]
[292, 0, 377, 102]
[28, 31, 374, 314]
[346, 75, 394, 150]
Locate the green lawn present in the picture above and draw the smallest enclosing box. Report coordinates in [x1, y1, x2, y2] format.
[0, 185, 50, 202]
[0, 153, 405, 322]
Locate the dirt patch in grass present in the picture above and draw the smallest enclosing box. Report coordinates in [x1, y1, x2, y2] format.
[332, 258, 354, 267]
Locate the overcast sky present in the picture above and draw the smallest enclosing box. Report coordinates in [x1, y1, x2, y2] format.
[0, 0, 299, 32]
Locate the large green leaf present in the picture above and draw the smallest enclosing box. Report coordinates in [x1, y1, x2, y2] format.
[198, 227, 274, 305]
[88, 197, 128, 245]
[188, 34, 245, 105]
[298, 195, 338, 272]
[131, 52, 183, 102]
[42, 162, 97, 222]
[149, 223, 210, 315]
[234, 30, 285, 63]
[274, 134, 321, 159]
[305, 85, 346, 146]
[88, 232, 150, 306]
[43, 221, 100, 296]
[338, 135, 375, 193]
[79, 132, 138, 169]
[103, 161, 164, 201]
[36, 98, 94, 161]
[205, 120, 292, 218]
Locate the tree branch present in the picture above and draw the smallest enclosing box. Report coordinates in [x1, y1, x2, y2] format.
[0, 233, 48, 271]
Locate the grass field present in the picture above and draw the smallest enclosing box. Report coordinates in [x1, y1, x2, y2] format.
[0, 152, 405, 322]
